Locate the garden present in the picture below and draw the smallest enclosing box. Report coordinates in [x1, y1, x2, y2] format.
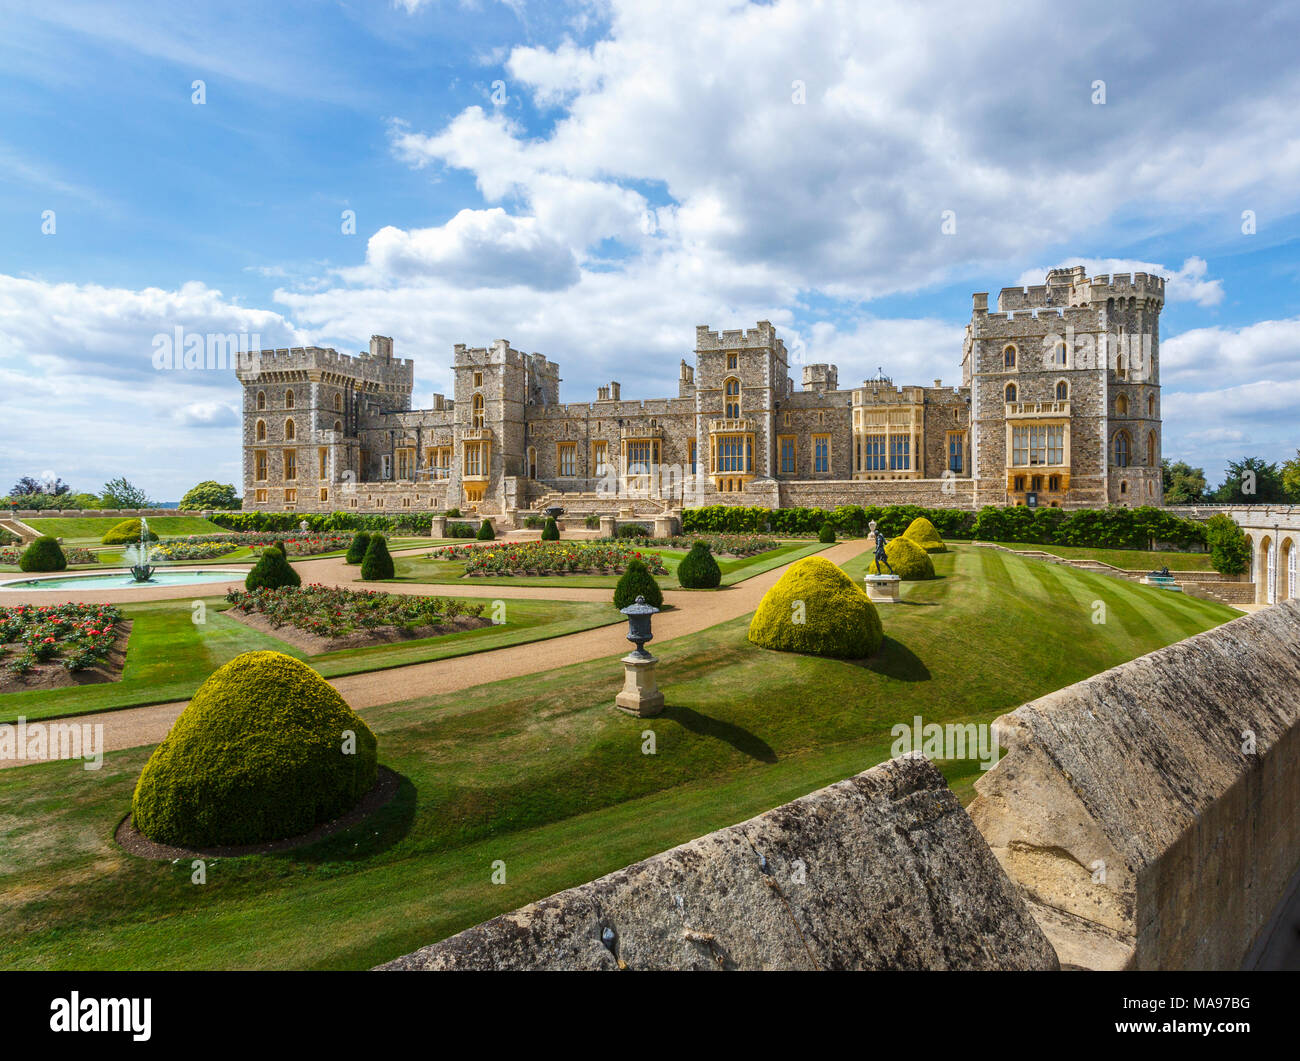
[0, 602, 126, 690]
[430, 540, 670, 577]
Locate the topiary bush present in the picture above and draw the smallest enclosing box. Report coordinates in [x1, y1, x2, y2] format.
[613, 558, 663, 609]
[616, 523, 651, 538]
[902, 516, 947, 553]
[868, 536, 935, 580]
[344, 531, 371, 564]
[541, 517, 560, 541]
[18, 535, 68, 572]
[818, 522, 836, 544]
[102, 518, 159, 545]
[245, 545, 301, 590]
[360, 534, 395, 580]
[476, 519, 495, 541]
[676, 540, 722, 589]
[131, 650, 378, 846]
[748, 556, 882, 660]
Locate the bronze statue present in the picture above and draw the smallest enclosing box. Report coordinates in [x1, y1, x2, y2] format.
[872, 525, 894, 575]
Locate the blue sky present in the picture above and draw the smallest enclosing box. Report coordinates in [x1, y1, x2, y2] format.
[2, 0, 1298, 501]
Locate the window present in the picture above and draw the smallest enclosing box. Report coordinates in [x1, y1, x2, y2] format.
[463, 442, 485, 477]
[1048, 475, 1061, 491]
[1004, 345, 1017, 368]
[1120, 480, 1129, 494]
[558, 442, 577, 477]
[813, 434, 830, 474]
[1011, 424, 1065, 466]
[888, 434, 910, 471]
[1146, 430, 1157, 466]
[256, 391, 266, 410]
[688, 439, 697, 474]
[255, 489, 268, 503]
[715, 435, 750, 473]
[1053, 341, 1067, 366]
[726, 352, 738, 370]
[284, 489, 296, 504]
[1013, 475, 1025, 492]
[1147, 394, 1156, 416]
[526, 446, 537, 478]
[724, 377, 740, 419]
[1005, 382, 1017, 403]
[1116, 394, 1128, 415]
[285, 389, 295, 409]
[320, 488, 329, 502]
[473, 371, 483, 388]
[334, 393, 343, 411]
[779, 436, 796, 475]
[254, 450, 268, 481]
[397, 448, 416, 479]
[862, 435, 887, 471]
[783, 411, 792, 427]
[334, 420, 342, 434]
[1114, 431, 1130, 467]
[472, 393, 484, 429]
[380, 453, 392, 479]
[256, 419, 267, 441]
[284, 418, 296, 441]
[283, 450, 297, 480]
[318, 447, 328, 479]
[592, 440, 609, 477]
[948, 432, 963, 473]
[1055, 380, 1068, 400]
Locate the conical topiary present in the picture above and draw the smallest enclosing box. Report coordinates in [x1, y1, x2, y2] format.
[19, 535, 68, 572]
[613, 558, 663, 609]
[476, 519, 496, 541]
[818, 522, 837, 543]
[131, 651, 378, 846]
[902, 516, 947, 553]
[245, 545, 301, 590]
[360, 534, 395, 580]
[345, 531, 371, 564]
[748, 556, 882, 659]
[676, 541, 721, 589]
[541, 517, 560, 541]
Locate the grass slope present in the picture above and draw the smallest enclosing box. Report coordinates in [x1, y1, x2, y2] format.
[24, 516, 226, 544]
[0, 546, 1239, 969]
[952, 539, 1215, 572]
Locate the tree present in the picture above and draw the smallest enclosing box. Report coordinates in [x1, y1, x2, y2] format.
[101, 477, 153, 509]
[360, 535, 395, 580]
[1281, 450, 1300, 503]
[1161, 459, 1208, 506]
[179, 481, 240, 510]
[1204, 514, 1250, 576]
[1212, 458, 1285, 504]
[9, 475, 71, 497]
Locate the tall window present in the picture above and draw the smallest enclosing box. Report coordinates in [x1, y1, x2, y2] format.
[463, 442, 485, 477]
[1004, 345, 1017, 368]
[779, 436, 796, 475]
[472, 393, 484, 429]
[318, 447, 328, 479]
[1114, 431, 1130, 467]
[1147, 394, 1156, 416]
[285, 389, 295, 409]
[1146, 431, 1157, 466]
[724, 377, 740, 419]
[1012, 425, 1065, 466]
[688, 439, 697, 474]
[593, 440, 609, 477]
[716, 435, 750, 473]
[256, 419, 267, 441]
[1005, 382, 1017, 403]
[558, 442, 577, 477]
[256, 391, 266, 410]
[283, 449, 297, 480]
[254, 450, 267, 480]
[1053, 341, 1067, 366]
[1116, 394, 1128, 415]
[334, 393, 343, 411]
[284, 418, 296, 440]
[473, 371, 483, 388]
[948, 432, 963, 473]
[726, 352, 738, 370]
[397, 448, 415, 479]
[863, 435, 887, 471]
[813, 435, 830, 473]
[1055, 380, 1068, 400]
[888, 434, 910, 471]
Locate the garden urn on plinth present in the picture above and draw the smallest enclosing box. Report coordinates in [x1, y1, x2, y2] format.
[615, 595, 665, 717]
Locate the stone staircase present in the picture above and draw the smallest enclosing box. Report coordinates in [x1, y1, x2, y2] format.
[0, 517, 39, 544]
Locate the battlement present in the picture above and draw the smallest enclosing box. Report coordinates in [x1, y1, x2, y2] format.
[695, 320, 787, 354]
[452, 340, 559, 375]
[992, 269, 1165, 313]
[1085, 271, 1166, 303]
[234, 343, 414, 387]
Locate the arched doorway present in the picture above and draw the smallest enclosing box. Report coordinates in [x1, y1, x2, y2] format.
[527, 446, 537, 479]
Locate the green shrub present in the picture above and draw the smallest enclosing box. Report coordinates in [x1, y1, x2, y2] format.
[101, 518, 159, 545]
[1205, 514, 1250, 576]
[868, 536, 935, 580]
[613, 558, 663, 609]
[818, 522, 836, 544]
[748, 556, 882, 659]
[245, 545, 301, 590]
[584, 514, 601, 530]
[360, 535, 396, 580]
[18, 535, 67, 572]
[476, 519, 496, 541]
[616, 523, 651, 538]
[344, 532, 371, 564]
[902, 516, 947, 553]
[131, 651, 378, 846]
[523, 515, 544, 529]
[445, 521, 477, 538]
[445, 508, 462, 518]
[541, 517, 560, 541]
[676, 541, 722, 589]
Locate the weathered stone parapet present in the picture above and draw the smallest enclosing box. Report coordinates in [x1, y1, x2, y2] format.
[376, 755, 1058, 971]
[968, 599, 1300, 970]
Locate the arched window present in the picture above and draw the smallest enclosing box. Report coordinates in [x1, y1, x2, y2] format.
[1146, 430, 1157, 465]
[256, 391, 266, 411]
[1004, 382, 1017, 403]
[1120, 480, 1129, 494]
[1114, 431, 1130, 467]
[1055, 380, 1068, 401]
[285, 418, 296, 441]
[1115, 394, 1128, 415]
[472, 393, 484, 430]
[255, 419, 267, 441]
[334, 393, 343, 411]
[285, 389, 295, 409]
[1053, 341, 1067, 366]
[724, 377, 741, 419]
[1003, 345, 1017, 369]
[1147, 394, 1155, 417]
[333, 420, 342, 434]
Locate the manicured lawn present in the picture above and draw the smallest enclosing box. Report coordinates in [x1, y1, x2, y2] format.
[953, 539, 1215, 571]
[0, 596, 622, 723]
[0, 545, 1239, 969]
[23, 516, 226, 545]
[389, 540, 826, 589]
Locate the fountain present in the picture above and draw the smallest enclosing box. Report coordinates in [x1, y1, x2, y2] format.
[122, 518, 158, 584]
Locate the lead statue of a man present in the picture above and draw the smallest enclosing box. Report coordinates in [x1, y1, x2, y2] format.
[869, 520, 894, 575]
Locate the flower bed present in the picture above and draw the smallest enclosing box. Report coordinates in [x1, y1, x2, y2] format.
[429, 541, 668, 577]
[149, 541, 241, 561]
[631, 534, 779, 557]
[1, 602, 124, 678]
[169, 532, 353, 557]
[0, 545, 98, 566]
[224, 585, 484, 638]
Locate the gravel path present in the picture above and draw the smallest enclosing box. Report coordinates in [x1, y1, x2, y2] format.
[1, 537, 870, 767]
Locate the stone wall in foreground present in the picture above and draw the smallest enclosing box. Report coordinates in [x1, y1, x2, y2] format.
[968, 599, 1300, 970]
[378, 755, 1059, 971]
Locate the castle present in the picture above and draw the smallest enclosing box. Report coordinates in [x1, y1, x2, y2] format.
[237, 266, 1164, 519]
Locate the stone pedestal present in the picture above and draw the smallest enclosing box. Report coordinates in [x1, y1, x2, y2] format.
[430, 516, 447, 539]
[864, 573, 901, 603]
[599, 515, 617, 539]
[615, 653, 665, 717]
[654, 515, 679, 538]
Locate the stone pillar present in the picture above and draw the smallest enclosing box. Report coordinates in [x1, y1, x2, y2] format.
[615, 654, 665, 717]
[599, 515, 617, 539]
[430, 516, 447, 539]
[654, 515, 678, 538]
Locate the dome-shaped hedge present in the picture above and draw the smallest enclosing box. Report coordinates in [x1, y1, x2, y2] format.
[19, 535, 67, 572]
[131, 651, 378, 846]
[818, 522, 837, 543]
[676, 541, 722, 589]
[245, 545, 301, 590]
[902, 516, 947, 553]
[748, 556, 882, 659]
[613, 558, 663, 609]
[102, 518, 159, 546]
[344, 531, 371, 564]
[868, 535, 935, 580]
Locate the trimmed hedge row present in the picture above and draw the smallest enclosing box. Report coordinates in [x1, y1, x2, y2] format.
[211, 510, 437, 534]
[682, 504, 1209, 551]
